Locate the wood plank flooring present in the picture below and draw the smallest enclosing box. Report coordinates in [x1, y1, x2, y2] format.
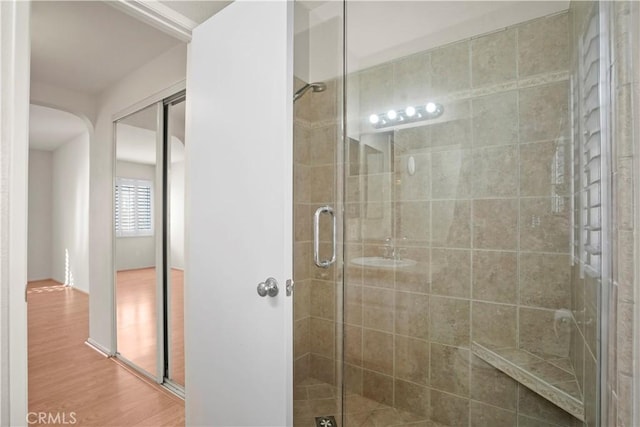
[116, 268, 184, 385]
[28, 279, 184, 426]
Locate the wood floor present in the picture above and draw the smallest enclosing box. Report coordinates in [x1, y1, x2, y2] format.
[28, 279, 184, 426]
[116, 268, 184, 385]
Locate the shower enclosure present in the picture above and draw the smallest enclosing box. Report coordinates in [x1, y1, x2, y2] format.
[293, 1, 607, 426]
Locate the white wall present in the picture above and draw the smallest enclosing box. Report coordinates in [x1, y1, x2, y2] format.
[27, 150, 52, 281]
[170, 159, 185, 269]
[51, 132, 90, 293]
[115, 160, 156, 271]
[89, 43, 186, 351]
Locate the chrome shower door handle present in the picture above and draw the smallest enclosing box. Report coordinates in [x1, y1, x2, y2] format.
[313, 205, 336, 269]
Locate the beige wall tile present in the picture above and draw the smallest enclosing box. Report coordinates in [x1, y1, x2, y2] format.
[518, 386, 575, 427]
[431, 41, 471, 95]
[310, 317, 335, 359]
[311, 280, 335, 320]
[363, 329, 394, 375]
[470, 401, 517, 427]
[294, 164, 310, 204]
[519, 253, 571, 309]
[396, 201, 430, 246]
[395, 291, 429, 340]
[519, 81, 569, 143]
[617, 301, 634, 376]
[471, 145, 519, 197]
[617, 156, 634, 230]
[362, 286, 394, 332]
[431, 116, 472, 150]
[397, 153, 431, 201]
[309, 124, 337, 166]
[294, 203, 311, 242]
[472, 250, 518, 304]
[294, 318, 310, 359]
[431, 249, 471, 298]
[395, 335, 429, 385]
[519, 197, 570, 253]
[394, 379, 430, 417]
[431, 343, 470, 396]
[310, 164, 335, 204]
[344, 363, 363, 396]
[472, 90, 518, 147]
[430, 389, 470, 426]
[472, 199, 518, 250]
[430, 296, 470, 347]
[294, 354, 310, 385]
[519, 307, 571, 358]
[395, 246, 430, 293]
[345, 283, 363, 326]
[345, 325, 362, 366]
[470, 356, 518, 411]
[394, 125, 430, 151]
[617, 229, 635, 301]
[359, 64, 394, 115]
[520, 140, 570, 197]
[294, 279, 311, 320]
[294, 242, 311, 282]
[310, 353, 335, 385]
[518, 13, 569, 78]
[432, 200, 471, 248]
[362, 369, 393, 406]
[294, 124, 310, 165]
[393, 51, 431, 105]
[472, 302, 517, 348]
[431, 149, 472, 199]
[472, 28, 517, 87]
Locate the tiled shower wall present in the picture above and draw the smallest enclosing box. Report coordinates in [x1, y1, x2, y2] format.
[568, 2, 601, 426]
[608, 1, 639, 426]
[293, 78, 341, 387]
[344, 11, 585, 427]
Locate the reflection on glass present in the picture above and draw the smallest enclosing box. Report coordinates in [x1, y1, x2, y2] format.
[166, 98, 186, 387]
[115, 103, 159, 376]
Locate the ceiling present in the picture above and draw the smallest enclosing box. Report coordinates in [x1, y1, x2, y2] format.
[159, 0, 231, 25]
[29, 104, 87, 151]
[30, 1, 184, 95]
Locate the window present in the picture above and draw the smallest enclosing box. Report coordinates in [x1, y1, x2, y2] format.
[115, 178, 153, 237]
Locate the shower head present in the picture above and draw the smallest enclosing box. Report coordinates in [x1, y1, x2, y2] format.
[293, 82, 327, 103]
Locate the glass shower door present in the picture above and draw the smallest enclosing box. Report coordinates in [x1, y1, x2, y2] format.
[341, 2, 602, 427]
[292, 1, 345, 426]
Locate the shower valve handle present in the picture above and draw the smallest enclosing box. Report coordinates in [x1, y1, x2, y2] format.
[257, 277, 279, 297]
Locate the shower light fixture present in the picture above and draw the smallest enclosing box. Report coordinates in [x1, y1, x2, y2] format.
[368, 102, 444, 129]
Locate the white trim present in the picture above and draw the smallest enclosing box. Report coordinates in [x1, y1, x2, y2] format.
[1, 1, 30, 425]
[84, 339, 112, 357]
[112, 80, 186, 122]
[107, 1, 195, 43]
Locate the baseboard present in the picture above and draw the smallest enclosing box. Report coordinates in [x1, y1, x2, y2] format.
[71, 286, 89, 295]
[85, 338, 113, 357]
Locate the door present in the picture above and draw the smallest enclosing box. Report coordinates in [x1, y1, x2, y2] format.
[185, 1, 294, 426]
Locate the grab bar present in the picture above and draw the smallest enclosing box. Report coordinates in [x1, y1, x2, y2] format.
[313, 205, 336, 268]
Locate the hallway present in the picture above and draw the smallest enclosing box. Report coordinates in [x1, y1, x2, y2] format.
[27, 280, 184, 426]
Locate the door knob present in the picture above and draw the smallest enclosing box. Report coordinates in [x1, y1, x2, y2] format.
[257, 277, 279, 297]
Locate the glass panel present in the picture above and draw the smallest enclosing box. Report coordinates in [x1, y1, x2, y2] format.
[166, 98, 186, 387]
[292, 1, 344, 425]
[115, 103, 160, 376]
[342, 2, 601, 426]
